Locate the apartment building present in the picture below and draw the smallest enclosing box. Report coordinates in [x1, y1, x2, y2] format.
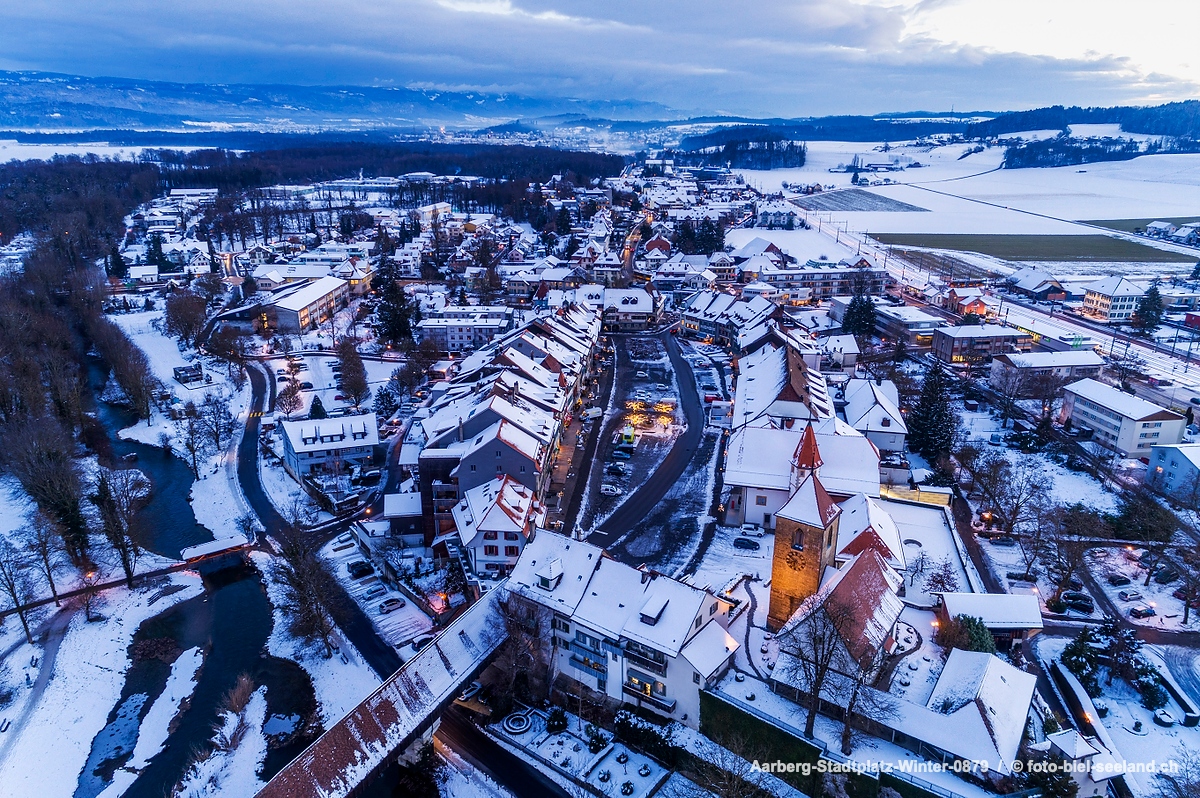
[1060, 378, 1185, 456]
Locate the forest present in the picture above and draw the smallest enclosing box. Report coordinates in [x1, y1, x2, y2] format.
[1001, 134, 1200, 169]
[966, 100, 1200, 140]
[668, 136, 808, 169]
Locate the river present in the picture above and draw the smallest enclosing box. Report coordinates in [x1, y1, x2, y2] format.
[73, 361, 318, 798]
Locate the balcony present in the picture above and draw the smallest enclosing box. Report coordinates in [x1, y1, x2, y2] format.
[624, 649, 667, 677]
[570, 655, 608, 677]
[622, 683, 676, 713]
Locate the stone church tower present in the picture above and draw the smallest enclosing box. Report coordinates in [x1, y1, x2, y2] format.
[767, 425, 842, 630]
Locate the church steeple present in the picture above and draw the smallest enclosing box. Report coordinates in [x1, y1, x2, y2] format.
[790, 422, 823, 487]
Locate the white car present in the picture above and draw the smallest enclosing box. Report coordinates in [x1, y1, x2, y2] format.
[740, 524, 764, 538]
[635, 370, 649, 378]
[600, 484, 623, 497]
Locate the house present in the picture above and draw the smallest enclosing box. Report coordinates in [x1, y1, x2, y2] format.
[988, 350, 1105, 393]
[416, 306, 515, 354]
[820, 334, 859, 369]
[280, 412, 378, 479]
[1060, 378, 1185, 456]
[679, 289, 776, 348]
[840, 379, 906, 452]
[1005, 267, 1065, 302]
[930, 324, 1032, 365]
[507, 533, 739, 729]
[1145, 221, 1178, 238]
[601, 288, 661, 331]
[1082, 277, 1145, 323]
[872, 305, 943, 347]
[935, 592, 1043, 648]
[128, 263, 159, 283]
[834, 494, 905, 570]
[382, 492, 424, 541]
[730, 336, 833, 428]
[1171, 225, 1200, 246]
[1029, 730, 1122, 798]
[1146, 443, 1200, 499]
[451, 475, 544, 578]
[269, 276, 349, 333]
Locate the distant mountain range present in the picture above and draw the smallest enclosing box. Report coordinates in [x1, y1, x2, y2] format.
[0, 70, 681, 132]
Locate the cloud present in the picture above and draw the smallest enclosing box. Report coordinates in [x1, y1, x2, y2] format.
[0, 0, 1194, 117]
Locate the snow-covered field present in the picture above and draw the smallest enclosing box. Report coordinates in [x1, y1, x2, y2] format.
[0, 572, 204, 798]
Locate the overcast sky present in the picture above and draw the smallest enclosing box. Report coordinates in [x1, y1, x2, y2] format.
[2, 0, 1196, 117]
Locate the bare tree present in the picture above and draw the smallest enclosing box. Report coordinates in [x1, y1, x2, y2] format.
[172, 401, 209, 477]
[991, 367, 1029, 429]
[0, 539, 36, 643]
[163, 289, 209, 346]
[906, 550, 929, 587]
[838, 644, 897, 755]
[2, 416, 90, 561]
[1156, 744, 1200, 798]
[1028, 371, 1069, 422]
[275, 381, 302, 420]
[1040, 504, 1103, 599]
[20, 512, 67, 606]
[494, 590, 556, 708]
[969, 452, 1053, 537]
[92, 468, 149, 588]
[685, 732, 771, 798]
[198, 392, 237, 453]
[924, 556, 960, 594]
[270, 536, 341, 657]
[775, 596, 855, 738]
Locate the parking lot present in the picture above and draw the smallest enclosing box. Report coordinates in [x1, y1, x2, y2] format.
[322, 536, 434, 652]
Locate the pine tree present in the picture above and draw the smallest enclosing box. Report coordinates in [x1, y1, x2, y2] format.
[1025, 756, 1079, 798]
[108, 245, 128, 278]
[1132, 283, 1164, 336]
[842, 295, 876, 338]
[907, 365, 959, 462]
[1062, 627, 1101, 696]
[308, 396, 328, 419]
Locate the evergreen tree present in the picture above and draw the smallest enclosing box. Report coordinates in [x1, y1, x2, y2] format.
[308, 396, 328, 419]
[377, 281, 414, 345]
[108, 245, 128, 278]
[1025, 756, 1079, 798]
[1190, 262, 1200, 281]
[1132, 283, 1164, 336]
[907, 365, 959, 462]
[555, 206, 573, 235]
[1062, 627, 1101, 696]
[842, 295, 876, 338]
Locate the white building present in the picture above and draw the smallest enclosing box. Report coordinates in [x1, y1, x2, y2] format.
[451, 475, 544, 578]
[1082, 277, 1145, 323]
[280, 412, 379, 478]
[507, 533, 739, 729]
[1060, 378, 1185, 456]
[270, 276, 349, 333]
[1147, 443, 1200, 499]
[988, 350, 1105, 390]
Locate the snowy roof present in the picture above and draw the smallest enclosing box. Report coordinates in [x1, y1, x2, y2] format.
[271, 276, 347, 312]
[253, 261, 330, 281]
[925, 649, 1036, 775]
[1043, 729, 1101, 760]
[681, 620, 740, 680]
[938, 592, 1043, 630]
[993, 350, 1105, 369]
[821, 334, 860, 357]
[452, 475, 543, 548]
[382, 492, 422, 519]
[723, 426, 801, 492]
[281, 412, 378, 454]
[508, 533, 602, 613]
[836, 494, 905, 568]
[1084, 276, 1145, 298]
[933, 324, 1022, 339]
[812, 432, 880, 498]
[777, 473, 841, 529]
[1064, 378, 1181, 422]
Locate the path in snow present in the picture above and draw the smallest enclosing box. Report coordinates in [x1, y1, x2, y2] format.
[0, 606, 77, 771]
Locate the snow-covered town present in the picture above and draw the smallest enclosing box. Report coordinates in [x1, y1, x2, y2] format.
[6, 12, 1200, 798]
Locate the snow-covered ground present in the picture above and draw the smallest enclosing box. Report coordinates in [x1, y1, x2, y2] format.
[0, 572, 205, 798]
[885, 499, 978, 602]
[888, 606, 946, 706]
[321, 539, 433, 650]
[173, 686, 269, 798]
[249, 551, 381, 725]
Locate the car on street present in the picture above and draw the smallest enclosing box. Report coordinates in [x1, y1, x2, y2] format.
[457, 681, 482, 702]
[1107, 574, 1132, 586]
[740, 524, 764, 538]
[1118, 589, 1143, 602]
[600, 484, 623, 497]
[733, 537, 760, 551]
[611, 450, 631, 460]
[379, 597, 407, 614]
[411, 634, 435, 652]
[1130, 605, 1156, 619]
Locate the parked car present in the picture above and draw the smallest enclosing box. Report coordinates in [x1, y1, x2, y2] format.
[1155, 567, 1180, 584]
[1061, 591, 1094, 612]
[1118, 589, 1143, 602]
[336, 532, 354, 545]
[610, 450, 631, 460]
[362, 585, 386, 600]
[654, 383, 668, 392]
[635, 370, 649, 379]
[1130, 605, 1156, 619]
[990, 536, 1017, 547]
[379, 597, 407, 614]
[457, 681, 482, 702]
[277, 375, 290, 383]
[1107, 574, 1132, 586]
[600, 484, 623, 497]
[347, 561, 373, 579]
[411, 634, 435, 652]
[733, 537, 761, 551]
[605, 463, 627, 476]
[299, 381, 314, 391]
[740, 524, 764, 538]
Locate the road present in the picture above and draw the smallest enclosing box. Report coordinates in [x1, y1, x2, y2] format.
[588, 331, 704, 544]
[241, 364, 402, 678]
[435, 707, 570, 798]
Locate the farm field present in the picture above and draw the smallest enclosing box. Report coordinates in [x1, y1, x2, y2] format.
[1084, 217, 1200, 233]
[869, 233, 1197, 262]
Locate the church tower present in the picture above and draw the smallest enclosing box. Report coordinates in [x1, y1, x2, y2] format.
[768, 426, 842, 630]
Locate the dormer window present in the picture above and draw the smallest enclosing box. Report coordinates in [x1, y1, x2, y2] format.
[881, 418, 891, 428]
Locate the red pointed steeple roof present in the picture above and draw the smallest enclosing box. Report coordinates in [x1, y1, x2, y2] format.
[793, 423, 823, 470]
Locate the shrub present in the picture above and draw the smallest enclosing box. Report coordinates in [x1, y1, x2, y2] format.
[546, 705, 568, 734]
